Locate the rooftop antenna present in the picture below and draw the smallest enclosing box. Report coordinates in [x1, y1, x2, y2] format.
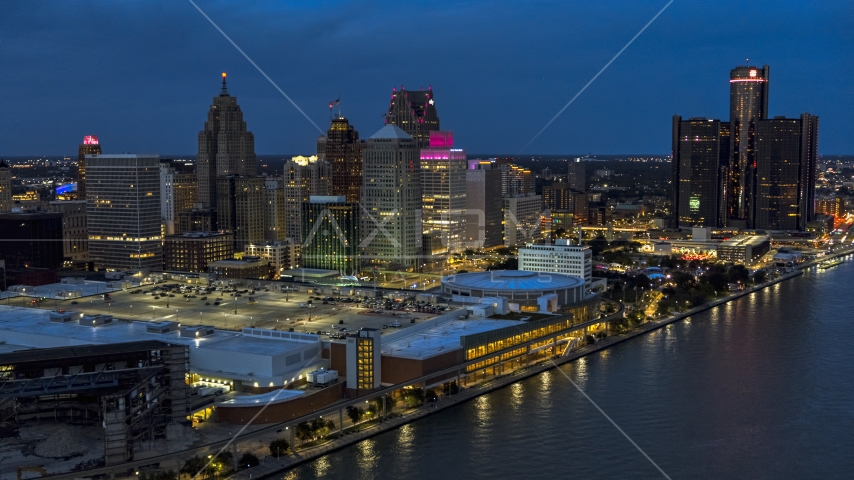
[220, 72, 228, 96]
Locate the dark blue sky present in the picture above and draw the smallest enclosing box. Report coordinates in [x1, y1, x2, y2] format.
[1, 1, 851, 156]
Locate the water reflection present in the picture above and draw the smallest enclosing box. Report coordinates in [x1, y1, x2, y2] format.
[310, 455, 331, 477]
[510, 382, 524, 409]
[356, 438, 378, 471]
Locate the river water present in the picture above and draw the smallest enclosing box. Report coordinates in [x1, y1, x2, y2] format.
[281, 260, 854, 479]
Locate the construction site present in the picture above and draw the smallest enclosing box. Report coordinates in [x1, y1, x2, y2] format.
[0, 341, 189, 477]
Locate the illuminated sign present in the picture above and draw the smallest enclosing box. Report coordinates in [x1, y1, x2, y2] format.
[749, 69, 757, 77]
[83, 135, 99, 145]
[689, 196, 700, 213]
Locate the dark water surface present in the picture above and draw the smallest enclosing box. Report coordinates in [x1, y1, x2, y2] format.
[282, 261, 854, 479]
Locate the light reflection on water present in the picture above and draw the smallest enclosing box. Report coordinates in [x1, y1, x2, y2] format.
[282, 262, 854, 480]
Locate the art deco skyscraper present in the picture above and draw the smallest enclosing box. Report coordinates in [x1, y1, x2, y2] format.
[322, 116, 364, 203]
[361, 125, 421, 268]
[727, 64, 769, 226]
[385, 86, 440, 149]
[76, 135, 101, 199]
[197, 73, 257, 212]
[754, 114, 818, 231]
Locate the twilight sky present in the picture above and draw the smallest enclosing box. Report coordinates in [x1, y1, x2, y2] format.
[1, 1, 851, 156]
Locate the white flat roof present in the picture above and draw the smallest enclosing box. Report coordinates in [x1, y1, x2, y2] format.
[381, 318, 522, 360]
[0, 281, 122, 300]
[218, 389, 304, 406]
[0, 306, 316, 362]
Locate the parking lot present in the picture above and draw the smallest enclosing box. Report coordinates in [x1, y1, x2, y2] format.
[41, 282, 450, 339]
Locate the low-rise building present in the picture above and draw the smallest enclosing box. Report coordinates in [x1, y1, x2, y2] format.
[208, 256, 270, 280]
[245, 240, 299, 276]
[163, 231, 233, 273]
[717, 235, 771, 264]
[518, 239, 593, 284]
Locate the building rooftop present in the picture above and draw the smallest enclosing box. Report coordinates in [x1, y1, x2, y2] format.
[218, 388, 304, 406]
[381, 318, 522, 360]
[369, 124, 412, 140]
[719, 235, 770, 248]
[443, 270, 585, 291]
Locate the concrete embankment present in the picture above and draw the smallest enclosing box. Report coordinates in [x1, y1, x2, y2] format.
[232, 270, 804, 479]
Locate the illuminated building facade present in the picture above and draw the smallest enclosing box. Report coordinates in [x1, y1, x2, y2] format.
[197, 74, 257, 212]
[361, 125, 422, 268]
[264, 177, 286, 241]
[518, 240, 593, 284]
[754, 114, 818, 231]
[346, 328, 381, 394]
[283, 156, 331, 243]
[322, 116, 364, 203]
[160, 161, 198, 235]
[420, 131, 467, 254]
[385, 86, 440, 149]
[163, 231, 233, 273]
[301, 196, 360, 274]
[76, 135, 101, 199]
[567, 158, 586, 192]
[85, 154, 162, 271]
[0, 160, 11, 213]
[671, 117, 728, 227]
[245, 239, 299, 275]
[816, 197, 845, 224]
[500, 163, 532, 196]
[727, 65, 769, 227]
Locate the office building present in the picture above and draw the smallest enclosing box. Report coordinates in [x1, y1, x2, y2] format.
[245, 239, 299, 276]
[465, 160, 503, 249]
[361, 125, 422, 268]
[346, 328, 382, 395]
[283, 156, 331, 243]
[518, 239, 593, 284]
[503, 195, 543, 246]
[160, 161, 198, 235]
[0, 160, 12, 213]
[322, 116, 364, 203]
[207, 257, 270, 280]
[163, 231, 233, 273]
[0, 212, 64, 269]
[177, 208, 217, 233]
[76, 135, 101, 199]
[541, 167, 553, 181]
[727, 64, 769, 226]
[385, 85, 440, 149]
[816, 197, 845, 224]
[86, 154, 162, 272]
[420, 131, 467, 254]
[264, 177, 286, 241]
[197, 74, 257, 211]
[754, 114, 819, 231]
[671, 117, 729, 227]
[49, 200, 88, 263]
[567, 158, 586, 192]
[301, 196, 360, 274]
[500, 163, 532, 196]
[216, 176, 266, 252]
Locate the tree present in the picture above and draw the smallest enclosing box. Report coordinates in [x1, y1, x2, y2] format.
[295, 421, 312, 444]
[346, 406, 363, 426]
[670, 271, 695, 289]
[238, 453, 259, 468]
[727, 265, 750, 284]
[269, 438, 290, 458]
[425, 388, 438, 402]
[703, 272, 729, 292]
[752, 270, 767, 284]
[181, 456, 207, 477]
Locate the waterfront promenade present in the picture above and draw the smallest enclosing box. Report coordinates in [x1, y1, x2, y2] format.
[228, 268, 807, 480]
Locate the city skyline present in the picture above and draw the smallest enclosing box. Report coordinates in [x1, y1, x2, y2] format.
[0, 1, 851, 156]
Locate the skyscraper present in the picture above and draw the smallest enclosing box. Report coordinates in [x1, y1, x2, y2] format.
[567, 158, 586, 192]
[302, 196, 361, 274]
[283, 155, 331, 243]
[0, 160, 11, 213]
[361, 125, 421, 268]
[160, 161, 197, 235]
[322, 116, 364, 203]
[727, 64, 769, 226]
[197, 73, 257, 212]
[264, 177, 287, 241]
[671, 117, 729, 227]
[86, 154, 162, 271]
[754, 114, 818, 231]
[216, 176, 266, 252]
[465, 160, 503, 249]
[385, 86, 440, 149]
[420, 131, 467, 254]
[76, 135, 101, 199]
